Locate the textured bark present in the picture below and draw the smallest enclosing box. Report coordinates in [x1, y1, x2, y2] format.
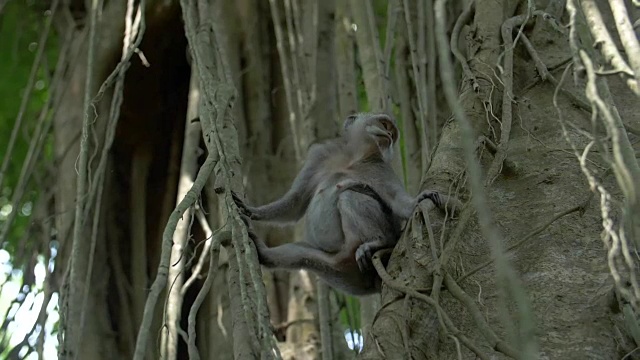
[202, 177, 234, 359]
[335, 1, 358, 118]
[359, 0, 635, 358]
[310, 0, 340, 140]
[162, 69, 201, 360]
[185, 0, 281, 357]
[394, 15, 422, 194]
[130, 144, 152, 355]
[237, 0, 292, 328]
[54, 2, 126, 359]
[359, 0, 510, 357]
[53, 2, 190, 358]
[349, 0, 389, 112]
[30, 0, 635, 358]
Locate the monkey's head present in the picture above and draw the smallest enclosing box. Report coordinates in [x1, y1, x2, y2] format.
[343, 113, 399, 162]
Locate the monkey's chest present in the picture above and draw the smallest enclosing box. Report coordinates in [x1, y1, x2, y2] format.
[312, 170, 350, 196]
[305, 198, 343, 253]
[305, 173, 352, 252]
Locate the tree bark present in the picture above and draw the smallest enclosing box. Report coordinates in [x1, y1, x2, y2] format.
[18, 0, 635, 358]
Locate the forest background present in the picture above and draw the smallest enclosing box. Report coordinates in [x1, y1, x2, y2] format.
[0, 0, 639, 359]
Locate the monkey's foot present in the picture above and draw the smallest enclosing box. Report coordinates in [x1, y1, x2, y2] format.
[231, 191, 257, 219]
[235, 210, 259, 240]
[239, 213, 252, 228]
[417, 190, 442, 209]
[247, 228, 259, 242]
[356, 243, 377, 272]
[231, 191, 248, 212]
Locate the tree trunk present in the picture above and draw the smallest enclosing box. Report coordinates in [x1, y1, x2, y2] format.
[4, 0, 637, 359]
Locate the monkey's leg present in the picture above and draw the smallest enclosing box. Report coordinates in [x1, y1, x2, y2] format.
[253, 237, 352, 276]
[256, 237, 381, 295]
[338, 192, 398, 273]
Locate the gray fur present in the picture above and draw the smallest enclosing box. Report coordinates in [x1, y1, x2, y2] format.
[234, 113, 458, 295]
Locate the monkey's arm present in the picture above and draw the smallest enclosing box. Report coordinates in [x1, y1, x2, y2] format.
[377, 184, 463, 219]
[335, 179, 417, 219]
[337, 179, 461, 220]
[380, 185, 464, 219]
[235, 145, 326, 223]
[387, 186, 422, 219]
[254, 240, 339, 271]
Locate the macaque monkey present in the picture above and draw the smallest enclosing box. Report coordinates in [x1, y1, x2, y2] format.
[234, 113, 459, 295]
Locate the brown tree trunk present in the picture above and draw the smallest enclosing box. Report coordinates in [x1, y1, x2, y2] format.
[10, 0, 634, 359]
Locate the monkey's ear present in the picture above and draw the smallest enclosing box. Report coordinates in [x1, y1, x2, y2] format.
[344, 114, 357, 130]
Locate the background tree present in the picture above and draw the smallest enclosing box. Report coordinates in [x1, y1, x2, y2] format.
[0, 0, 639, 359]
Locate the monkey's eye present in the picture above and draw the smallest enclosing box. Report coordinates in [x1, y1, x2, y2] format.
[344, 114, 358, 130]
[380, 120, 398, 142]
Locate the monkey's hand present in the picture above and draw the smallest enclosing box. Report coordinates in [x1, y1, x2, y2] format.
[416, 190, 443, 209]
[231, 191, 261, 220]
[355, 244, 373, 272]
[416, 190, 462, 214]
[356, 242, 384, 272]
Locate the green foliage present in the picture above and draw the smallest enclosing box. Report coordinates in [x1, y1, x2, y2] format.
[0, 1, 58, 253]
[336, 291, 362, 351]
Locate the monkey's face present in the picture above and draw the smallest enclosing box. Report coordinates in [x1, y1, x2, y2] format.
[344, 113, 399, 161]
[364, 115, 398, 150]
